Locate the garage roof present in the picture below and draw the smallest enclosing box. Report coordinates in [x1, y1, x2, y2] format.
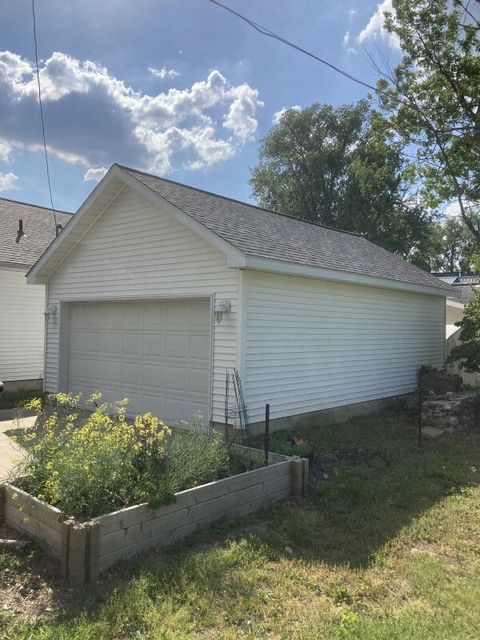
[121, 166, 452, 293]
[0, 197, 72, 268]
[27, 164, 454, 295]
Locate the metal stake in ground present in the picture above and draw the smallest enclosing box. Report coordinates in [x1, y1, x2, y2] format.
[264, 403, 270, 466]
[417, 367, 423, 448]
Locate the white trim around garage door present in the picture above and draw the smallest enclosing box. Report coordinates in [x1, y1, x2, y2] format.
[56, 294, 215, 424]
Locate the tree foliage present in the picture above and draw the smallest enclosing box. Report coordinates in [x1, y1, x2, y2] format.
[379, 0, 480, 242]
[250, 101, 433, 260]
[428, 216, 477, 272]
[447, 292, 480, 372]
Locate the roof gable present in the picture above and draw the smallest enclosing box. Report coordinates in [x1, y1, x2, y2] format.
[27, 164, 453, 296]
[0, 198, 72, 268]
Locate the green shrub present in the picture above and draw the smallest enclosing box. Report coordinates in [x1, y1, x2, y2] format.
[447, 291, 480, 373]
[162, 427, 229, 496]
[13, 394, 230, 519]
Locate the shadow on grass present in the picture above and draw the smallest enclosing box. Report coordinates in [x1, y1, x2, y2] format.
[2, 410, 480, 634]
[260, 411, 480, 567]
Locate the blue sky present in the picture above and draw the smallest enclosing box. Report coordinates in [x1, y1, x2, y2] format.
[0, 0, 400, 213]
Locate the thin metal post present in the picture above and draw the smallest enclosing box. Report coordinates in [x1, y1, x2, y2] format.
[417, 368, 423, 447]
[224, 371, 229, 444]
[264, 403, 270, 465]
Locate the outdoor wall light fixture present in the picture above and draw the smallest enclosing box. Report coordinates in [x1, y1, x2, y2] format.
[44, 304, 58, 322]
[214, 299, 231, 324]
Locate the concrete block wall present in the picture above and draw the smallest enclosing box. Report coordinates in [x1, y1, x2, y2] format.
[1, 452, 309, 585]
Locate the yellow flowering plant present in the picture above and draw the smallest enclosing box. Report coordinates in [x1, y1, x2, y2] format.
[13, 393, 229, 519]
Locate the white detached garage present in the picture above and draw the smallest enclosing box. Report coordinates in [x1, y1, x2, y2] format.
[27, 164, 453, 427]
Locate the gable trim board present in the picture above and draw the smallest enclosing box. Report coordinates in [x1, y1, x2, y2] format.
[27, 165, 453, 425]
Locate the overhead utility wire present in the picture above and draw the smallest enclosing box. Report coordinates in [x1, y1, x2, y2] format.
[207, 0, 379, 94]
[32, 0, 58, 236]
[207, 2, 471, 140]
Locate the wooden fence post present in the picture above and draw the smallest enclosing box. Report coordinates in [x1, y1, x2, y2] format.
[290, 458, 310, 496]
[86, 520, 101, 583]
[302, 458, 309, 494]
[290, 458, 304, 496]
[67, 523, 88, 585]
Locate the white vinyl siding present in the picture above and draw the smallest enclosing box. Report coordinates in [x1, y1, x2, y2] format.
[242, 271, 445, 422]
[46, 186, 238, 422]
[0, 268, 45, 382]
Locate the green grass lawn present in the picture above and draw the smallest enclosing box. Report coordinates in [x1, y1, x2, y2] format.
[2, 410, 480, 639]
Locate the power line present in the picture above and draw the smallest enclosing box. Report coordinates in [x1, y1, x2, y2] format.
[32, 0, 58, 236]
[207, 0, 379, 94]
[207, 1, 471, 139]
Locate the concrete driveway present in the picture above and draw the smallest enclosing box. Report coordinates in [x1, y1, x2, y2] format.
[0, 416, 34, 481]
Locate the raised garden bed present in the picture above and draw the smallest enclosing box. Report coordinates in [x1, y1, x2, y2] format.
[0, 445, 308, 584]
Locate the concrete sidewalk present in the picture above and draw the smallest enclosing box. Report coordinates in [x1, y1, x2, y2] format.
[0, 416, 34, 481]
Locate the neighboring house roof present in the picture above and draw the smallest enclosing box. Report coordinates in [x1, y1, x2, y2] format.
[433, 273, 480, 303]
[27, 164, 455, 296]
[434, 272, 480, 285]
[0, 198, 72, 268]
[438, 275, 458, 285]
[121, 166, 453, 293]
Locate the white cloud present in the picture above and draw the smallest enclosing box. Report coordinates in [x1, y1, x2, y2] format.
[343, 30, 350, 46]
[0, 51, 263, 175]
[148, 66, 179, 80]
[0, 171, 18, 191]
[272, 105, 301, 125]
[84, 166, 108, 182]
[223, 83, 263, 140]
[356, 0, 401, 50]
[349, 8, 357, 18]
[0, 139, 11, 162]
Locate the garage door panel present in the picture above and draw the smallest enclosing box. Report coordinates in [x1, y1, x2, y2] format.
[141, 394, 164, 418]
[164, 398, 208, 422]
[190, 334, 210, 359]
[142, 364, 163, 388]
[191, 304, 210, 327]
[103, 332, 123, 354]
[102, 305, 124, 329]
[70, 305, 102, 329]
[164, 303, 190, 328]
[122, 334, 141, 356]
[164, 333, 188, 358]
[67, 300, 211, 424]
[189, 369, 210, 394]
[70, 330, 103, 353]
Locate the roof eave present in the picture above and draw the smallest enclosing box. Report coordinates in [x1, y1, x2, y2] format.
[242, 255, 457, 297]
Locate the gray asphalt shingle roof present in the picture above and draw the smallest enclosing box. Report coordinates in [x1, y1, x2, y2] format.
[0, 198, 72, 267]
[120, 165, 452, 292]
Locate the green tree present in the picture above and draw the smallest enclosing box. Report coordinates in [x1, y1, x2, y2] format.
[250, 101, 432, 258]
[447, 292, 480, 372]
[430, 216, 477, 272]
[378, 0, 480, 242]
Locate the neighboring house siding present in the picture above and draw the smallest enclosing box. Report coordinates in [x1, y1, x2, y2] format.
[446, 302, 463, 338]
[0, 267, 45, 382]
[45, 186, 238, 422]
[242, 271, 445, 422]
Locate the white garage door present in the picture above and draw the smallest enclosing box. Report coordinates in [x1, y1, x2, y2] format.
[67, 299, 211, 423]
